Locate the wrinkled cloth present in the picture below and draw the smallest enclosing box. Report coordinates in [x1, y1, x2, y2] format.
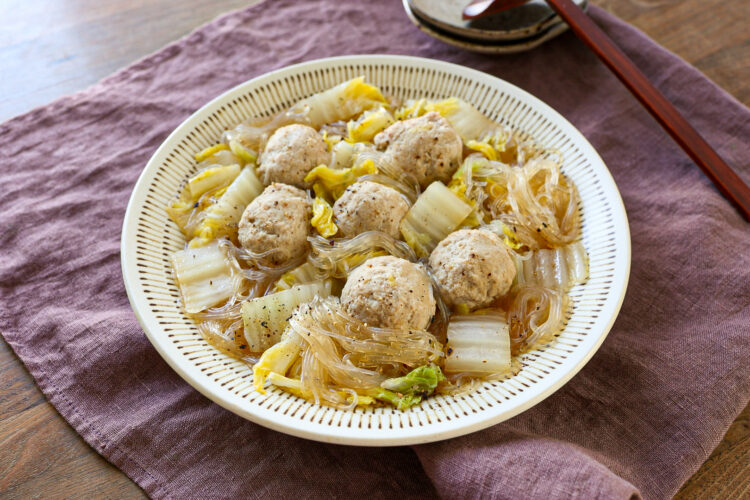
[1, 1, 748, 499]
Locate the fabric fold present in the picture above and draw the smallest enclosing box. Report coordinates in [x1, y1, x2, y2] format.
[417, 429, 640, 500]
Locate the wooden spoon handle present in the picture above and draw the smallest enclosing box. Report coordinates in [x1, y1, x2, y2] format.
[545, 0, 750, 220]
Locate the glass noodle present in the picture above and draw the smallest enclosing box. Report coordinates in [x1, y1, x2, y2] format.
[285, 298, 443, 409]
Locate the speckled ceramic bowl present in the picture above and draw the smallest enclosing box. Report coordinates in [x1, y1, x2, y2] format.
[121, 55, 630, 446]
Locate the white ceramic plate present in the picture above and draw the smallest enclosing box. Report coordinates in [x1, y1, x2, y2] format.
[121, 55, 630, 446]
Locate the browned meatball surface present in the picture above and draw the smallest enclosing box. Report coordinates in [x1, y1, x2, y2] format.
[340, 256, 435, 330]
[238, 183, 311, 265]
[257, 124, 329, 188]
[333, 181, 409, 239]
[374, 112, 462, 187]
[429, 229, 516, 310]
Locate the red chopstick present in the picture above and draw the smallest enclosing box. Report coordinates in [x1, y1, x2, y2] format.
[464, 0, 750, 221]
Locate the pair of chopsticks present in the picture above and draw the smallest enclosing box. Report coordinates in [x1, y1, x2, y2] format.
[464, 0, 750, 221]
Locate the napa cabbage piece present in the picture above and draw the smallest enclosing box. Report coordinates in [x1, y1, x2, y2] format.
[289, 77, 387, 127]
[188, 163, 241, 200]
[266, 372, 307, 399]
[321, 130, 342, 151]
[466, 140, 497, 161]
[360, 365, 446, 410]
[445, 313, 511, 375]
[395, 97, 500, 142]
[381, 364, 445, 395]
[565, 240, 588, 284]
[448, 164, 487, 229]
[228, 139, 257, 165]
[431, 98, 499, 142]
[253, 329, 303, 392]
[491, 221, 524, 251]
[304, 160, 378, 201]
[197, 149, 242, 170]
[330, 140, 357, 169]
[273, 262, 320, 292]
[366, 388, 423, 411]
[168, 162, 244, 235]
[310, 196, 338, 238]
[190, 166, 263, 247]
[166, 189, 197, 235]
[242, 283, 331, 352]
[465, 129, 511, 162]
[346, 106, 394, 142]
[482, 218, 526, 252]
[172, 242, 234, 314]
[194, 143, 229, 162]
[514, 241, 588, 290]
[399, 181, 473, 258]
[394, 99, 422, 119]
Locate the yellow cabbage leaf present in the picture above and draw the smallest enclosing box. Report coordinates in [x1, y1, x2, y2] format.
[304, 160, 378, 201]
[194, 143, 229, 163]
[346, 106, 394, 143]
[228, 139, 257, 165]
[188, 164, 241, 201]
[311, 196, 338, 238]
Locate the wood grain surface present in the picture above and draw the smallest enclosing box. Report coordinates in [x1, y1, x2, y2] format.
[0, 1, 747, 498]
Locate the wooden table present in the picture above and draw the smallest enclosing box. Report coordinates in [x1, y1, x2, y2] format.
[0, 1, 747, 498]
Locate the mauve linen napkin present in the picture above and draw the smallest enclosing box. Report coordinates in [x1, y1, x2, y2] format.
[1, 1, 748, 498]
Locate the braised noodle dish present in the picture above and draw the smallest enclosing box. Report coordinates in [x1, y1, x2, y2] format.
[166, 78, 587, 411]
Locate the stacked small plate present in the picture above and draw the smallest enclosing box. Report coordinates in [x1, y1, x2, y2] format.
[404, 0, 588, 54]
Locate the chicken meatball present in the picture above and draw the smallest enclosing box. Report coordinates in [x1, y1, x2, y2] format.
[333, 181, 409, 239]
[374, 112, 462, 187]
[238, 183, 311, 265]
[341, 256, 436, 330]
[257, 124, 329, 188]
[429, 229, 516, 310]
